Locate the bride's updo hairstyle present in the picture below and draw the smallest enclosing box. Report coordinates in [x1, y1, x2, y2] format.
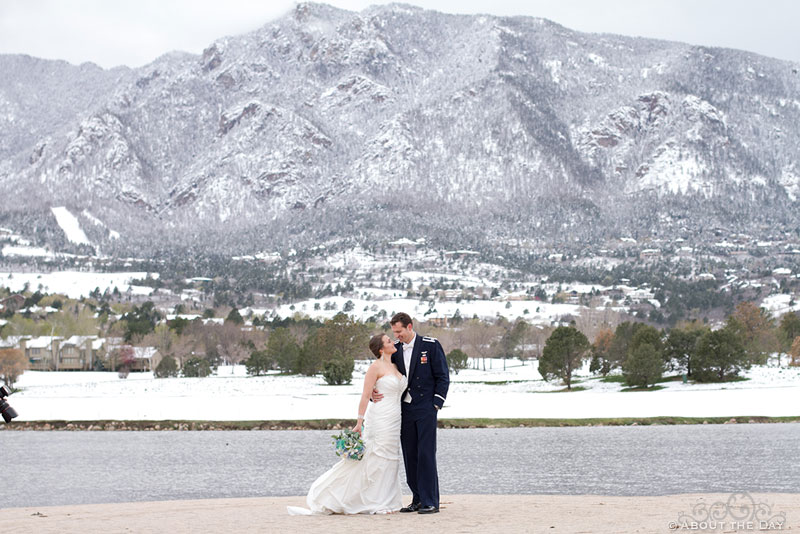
[369, 333, 385, 358]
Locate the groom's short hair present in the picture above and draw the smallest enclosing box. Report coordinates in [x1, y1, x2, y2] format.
[390, 312, 413, 327]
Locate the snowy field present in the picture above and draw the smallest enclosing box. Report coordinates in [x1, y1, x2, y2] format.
[264, 293, 589, 323]
[0, 271, 156, 299]
[10, 358, 800, 422]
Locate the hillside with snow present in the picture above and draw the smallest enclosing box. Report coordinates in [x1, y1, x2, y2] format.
[0, 2, 799, 255]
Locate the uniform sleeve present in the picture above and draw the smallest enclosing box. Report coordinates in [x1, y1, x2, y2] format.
[432, 339, 450, 409]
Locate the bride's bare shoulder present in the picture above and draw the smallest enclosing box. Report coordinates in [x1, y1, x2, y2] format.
[372, 360, 392, 378]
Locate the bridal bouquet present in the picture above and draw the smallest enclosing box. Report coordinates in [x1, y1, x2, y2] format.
[331, 428, 366, 461]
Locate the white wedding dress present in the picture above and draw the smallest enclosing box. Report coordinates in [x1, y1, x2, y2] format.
[288, 373, 407, 515]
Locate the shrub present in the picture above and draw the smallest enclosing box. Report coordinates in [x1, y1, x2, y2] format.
[448, 348, 469, 374]
[116, 346, 135, 379]
[154, 355, 179, 378]
[322, 357, 354, 385]
[182, 357, 213, 378]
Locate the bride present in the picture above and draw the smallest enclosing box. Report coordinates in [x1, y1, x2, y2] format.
[288, 333, 407, 515]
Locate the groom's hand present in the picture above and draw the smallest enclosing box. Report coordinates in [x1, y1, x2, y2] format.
[370, 388, 384, 403]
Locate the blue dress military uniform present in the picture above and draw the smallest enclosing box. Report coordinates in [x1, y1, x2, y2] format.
[391, 334, 450, 509]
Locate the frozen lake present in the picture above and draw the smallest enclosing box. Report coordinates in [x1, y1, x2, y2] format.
[4, 423, 798, 508]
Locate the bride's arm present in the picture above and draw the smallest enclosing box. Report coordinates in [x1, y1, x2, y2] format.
[354, 364, 379, 433]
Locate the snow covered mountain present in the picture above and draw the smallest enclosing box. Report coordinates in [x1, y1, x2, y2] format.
[2, 2, 799, 255]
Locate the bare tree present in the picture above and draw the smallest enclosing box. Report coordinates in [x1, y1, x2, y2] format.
[287, 322, 311, 346]
[171, 334, 199, 367]
[216, 322, 247, 368]
[140, 324, 178, 360]
[0, 348, 27, 387]
[573, 298, 623, 342]
[463, 319, 500, 370]
[424, 325, 455, 354]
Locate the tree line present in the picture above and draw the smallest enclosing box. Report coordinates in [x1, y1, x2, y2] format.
[539, 301, 800, 390]
[2, 284, 799, 390]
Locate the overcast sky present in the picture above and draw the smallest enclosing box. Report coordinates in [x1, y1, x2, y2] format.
[1, 0, 798, 69]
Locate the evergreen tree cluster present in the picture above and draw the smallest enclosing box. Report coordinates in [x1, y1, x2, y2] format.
[545, 302, 797, 390]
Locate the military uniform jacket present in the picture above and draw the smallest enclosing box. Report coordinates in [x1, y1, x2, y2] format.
[392, 334, 450, 420]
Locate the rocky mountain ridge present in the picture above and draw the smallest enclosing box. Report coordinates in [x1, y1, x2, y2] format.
[1, 2, 799, 257]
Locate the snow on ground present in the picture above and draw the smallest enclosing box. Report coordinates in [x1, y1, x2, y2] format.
[271, 294, 581, 324]
[11, 358, 800, 422]
[1, 245, 55, 258]
[761, 293, 800, 318]
[81, 209, 121, 240]
[0, 271, 157, 299]
[50, 206, 91, 246]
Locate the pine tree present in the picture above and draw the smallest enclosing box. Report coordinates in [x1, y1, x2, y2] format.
[778, 312, 800, 352]
[664, 322, 708, 376]
[225, 307, 244, 325]
[268, 327, 300, 373]
[623, 343, 663, 388]
[693, 324, 749, 382]
[539, 326, 589, 390]
[244, 349, 272, 376]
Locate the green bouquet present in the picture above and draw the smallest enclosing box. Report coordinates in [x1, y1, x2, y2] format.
[331, 428, 366, 460]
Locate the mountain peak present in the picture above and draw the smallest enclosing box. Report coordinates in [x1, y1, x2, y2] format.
[1, 3, 798, 255]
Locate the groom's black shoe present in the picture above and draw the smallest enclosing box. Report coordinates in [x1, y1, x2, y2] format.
[417, 505, 439, 514]
[399, 502, 421, 513]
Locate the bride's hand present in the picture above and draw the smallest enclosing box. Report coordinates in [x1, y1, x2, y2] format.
[352, 422, 362, 434]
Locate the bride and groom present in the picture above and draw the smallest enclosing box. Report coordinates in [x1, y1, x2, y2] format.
[289, 312, 450, 515]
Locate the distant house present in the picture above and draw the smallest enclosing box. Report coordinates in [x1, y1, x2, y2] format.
[106, 344, 159, 372]
[24, 336, 63, 370]
[388, 238, 422, 254]
[444, 250, 480, 260]
[181, 289, 205, 303]
[131, 346, 161, 372]
[1, 335, 145, 372]
[426, 316, 449, 328]
[639, 249, 661, 261]
[773, 268, 792, 278]
[254, 252, 281, 264]
[436, 289, 462, 300]
[58, 335, 100, 371]
[0, 336, 27, 351]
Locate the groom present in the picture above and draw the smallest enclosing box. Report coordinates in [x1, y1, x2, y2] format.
[373, 312, 449, 514]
